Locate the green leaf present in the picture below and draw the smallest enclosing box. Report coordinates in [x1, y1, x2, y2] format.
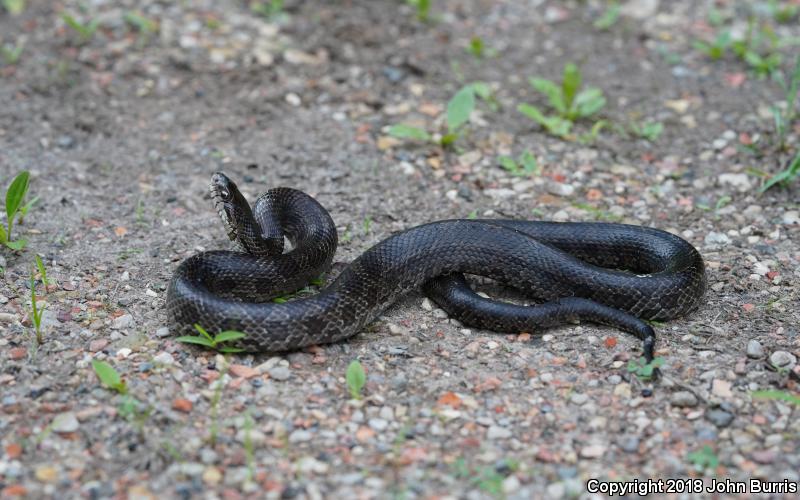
[572, 87, 606, 118]
[218, 346, 246, 353]
[751, 389, 800, 406]
[519, 151, 539, 175]
[5, 238, 26, 250]
[92, 359, 126, 394]
[175, 335, 216, 348]
[439, 133, 458, 147]
[6, 171, 29, 224]
[518, 103, 547, 123]
[3, 0, 26, 15]
[446, 85, 476, 132]
[193, 323, 214, 342]
[561, 63, 581, 109]
[469, 82, 492, 100]
[499, 156, 518, 172]
[387, 124, 431, 141]
[213, 330, 247, 344]
[529, 78, 565, 114]
[593, 3, 620, 30]
[518, 103, 572, 136]
[0, 224, 6, 244]
[345, 360, 366, 399]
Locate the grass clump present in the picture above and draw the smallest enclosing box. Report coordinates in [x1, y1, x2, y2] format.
[62, 13, 99, 43]
[518, 62, 606, 138]
[176, 324, 247, 353]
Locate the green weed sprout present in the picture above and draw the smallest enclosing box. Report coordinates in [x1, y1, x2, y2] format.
[62, 13, 99, 42]
[91, 359, 128, 394]
[627, 356, 664, 380]
[389, 82, 493, 147]
[29, 273, 45, 345]
[1, 38, 24, 65]
[176, 324, 246, 353]
[406, 0, 431, 22]
[346, 360, 366, 399]
[687, 445, 719, 472]
[760, 150, 800, 192]
[518, 63, 607, 138]
[499, 151, 539, 177]
[1, 171, 35, 251]
[2, 0, 25, 15]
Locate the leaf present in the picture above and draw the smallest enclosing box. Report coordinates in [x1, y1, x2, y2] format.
[193, 323, 214, 342]
[593, 3, 620, 30]
[5, 238, 26, 250]
[518, 104, 571, 137]
[751, 389, 800, 406]
[345, 360, 366, 399]
[3, 0, 25, 15]
[519, 151, 539, 174]
[213, 330, 247, 344]
[175, 336, 216, 348]
[0, 224, 6, 244]
[91, 359, 126, 394]
[573, 87, 606, 118]
[446, 85, 475, 132]
[561, 63, 581, 110]
[469, 82, 492, 100]
[529, 78, 565, 114]
[498, 156, 518, 172]
[6, 171, 29, 223]
[219, 346, 246, 353]
[439, 133, 458, 147]
[387, 124, 431, 141]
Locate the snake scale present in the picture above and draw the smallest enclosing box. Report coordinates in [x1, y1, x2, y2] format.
[166, 173, 706, 360]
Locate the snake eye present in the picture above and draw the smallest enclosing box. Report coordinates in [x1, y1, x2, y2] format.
[218, 188, 231, 200]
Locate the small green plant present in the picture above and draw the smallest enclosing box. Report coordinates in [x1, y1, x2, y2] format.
[1, 39, 24, 65]
[693, 31, 731, 60]
[499, 150, 539, 177]
[1, 171, 34, 251]
[760, 150, 800, 192]
[452, 457, 520, 496]
[751, 389, 800, 406]
[406, 0, 431, 22]
[594, 1, 621, 30]
[34, 255, 52, 286]
[389, 82, 493, 147]
[29, 273, 45, 345]
[467, 36, 490, 59]
[629, 121, 664, 142]
[91, 359, 128, 394]
[251, 0, 284, 19]
[766, 0, 799, 23]
[346, 360, 366, 399]
[176, 324, 247, 353]
[124, 11, 157, 36]
[208, 360, 229, 445]
[627, 356, 664, 380]
[2, 0, 25, 15]
[687, 445, 719, 472]
[62, 13, 99, 42]
[518, 63, 606, 138]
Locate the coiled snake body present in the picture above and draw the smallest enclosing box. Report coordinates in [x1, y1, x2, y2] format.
[166, 173, 706, 360]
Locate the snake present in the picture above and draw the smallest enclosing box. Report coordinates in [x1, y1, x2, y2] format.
[166, 172, 706, 361]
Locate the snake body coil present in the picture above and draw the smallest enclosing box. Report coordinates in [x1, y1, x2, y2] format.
[166, 173, 706, 358]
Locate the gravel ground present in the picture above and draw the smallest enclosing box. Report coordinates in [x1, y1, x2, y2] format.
[1, 0, 799, 498]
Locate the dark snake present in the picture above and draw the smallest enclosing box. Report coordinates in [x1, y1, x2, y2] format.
[166, 173, 706, 361]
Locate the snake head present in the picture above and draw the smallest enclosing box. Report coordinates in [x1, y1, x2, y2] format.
[210, 172, 251, 243]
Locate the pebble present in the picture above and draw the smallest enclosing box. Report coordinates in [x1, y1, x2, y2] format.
[155, 327, 171, 338]
[706, 408, 735, 428]
[746, 340, 764, 358]
[782, 210, 799, 225]
[546, 181, 575, 197]
[569, 393, 589, 405]
[35, 465, 59, 483]
[769, 351, 796, 369]
[717, 173, 752, 192]
[704, 232, 730, 246]
[112, 314, 134, 329]
[268, 366, 292, 381]
[579, 444, 606, 458]
[288, 430, 312, 443]
[670, 391, 698, 407]
[486, 426, 512, 439]
[617, 435, 640, 453]
[51, 412, 80, 433]
[368, 418, 388, 432]
[153, 352, 175, 365]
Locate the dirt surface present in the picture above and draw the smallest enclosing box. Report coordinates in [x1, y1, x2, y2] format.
[1, 0, 799, 498]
